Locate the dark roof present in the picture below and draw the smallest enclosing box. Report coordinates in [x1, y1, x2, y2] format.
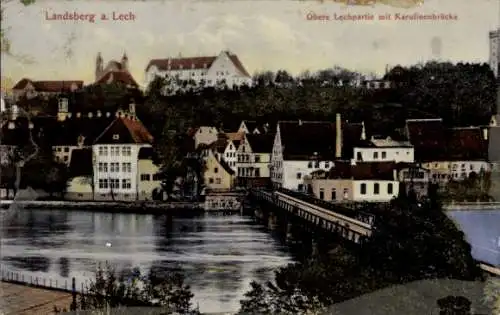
[145, 51, 250, 77]
[94, 117, 153, 145]
[328, 161, 397, 180]
[245, 133, 275, 153]
[95, 71, 138, 87]
[242, 120, 258, 132]
[405, 119, 447, 161]
[50, 116, 116, 146]
[489, 126, 500, 162]
[138, 147, 156, 160]
[68, 148, 93, 177]
[278, 120, 361, 161]
[13, 78, 83, 92]
[218, 157, 235, 175]
[212, 138, 228, 154]
[446, 127, 488, 161]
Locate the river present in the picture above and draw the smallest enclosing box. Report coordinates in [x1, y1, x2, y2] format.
[0, 209, 295, 314]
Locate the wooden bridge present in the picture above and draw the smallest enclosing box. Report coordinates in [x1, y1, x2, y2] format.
[250, 189, 374, 244]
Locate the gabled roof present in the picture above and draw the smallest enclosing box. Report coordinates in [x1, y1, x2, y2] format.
[245, 133, 275, 153]
[95, 71, 138, 87]
[68, 148, 93, 177]
[405, 119, 447, 161]
[328, 161, 397, 181]
[12, 78, 84, 92]
[145, 51, 250, 77]
[278, 120, 361, 161]
[94, 117, 154, 145]
[446, 127, 488, 161]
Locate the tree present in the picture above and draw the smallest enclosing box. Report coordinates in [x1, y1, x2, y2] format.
[76, 262, 200, 314]
[239, 194, 483, 314]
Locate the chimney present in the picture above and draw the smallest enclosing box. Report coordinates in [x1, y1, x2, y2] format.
[393, 169, 398, 181]
[361, 121, 366, 140]
[298, 119, 302, 126]
[483, 128, 488, 140]
[335, 113, 342, 159]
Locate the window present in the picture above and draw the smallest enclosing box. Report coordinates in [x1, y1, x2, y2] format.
[58, 98, 68, 112]
[64, 147, 69, 153]
[373, 152, 378, 159]
[122, 179, 131, 189]
[387, 183, 393, 194]
[113, 134, 120, 140]
[110, 162, 119, 172]
[122, 147, 131, 156]
[307, 162, 313, 168]
[255, 168, 260, 177]
[110, 147, 115, 156]
[215, 178, 221, 184]
[255, 155, 261, 163]
[209, 178, 214, 184]
[374, 183, 380, 194]
[331, 188, 336, 200]
[315, 161, 320, 168]
[152, 174, 160, 181]
[99, 147, 104, 156]
[381, 151, 386, 159]
[325, 162, 329, 169]
[296, 173, 302, 179]
[99, 179, 108, 189]
[214, 167, 218, 173]
[319, 189, 324, 200]
[141, 174, 150, 181]
[343, 188, 348, 199]
[111, 179, 120, 189]
[360, 183, 367, 194]
[356, 152, 362, 161]
[470, 164, 474, 170]
[63, 156, 68, 162]
[122, 163, 131, 172]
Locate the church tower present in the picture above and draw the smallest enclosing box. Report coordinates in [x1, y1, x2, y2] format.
[121, 52, 128, 71]
[95, 52, 103, 81]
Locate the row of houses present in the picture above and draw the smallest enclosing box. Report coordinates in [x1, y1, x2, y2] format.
[195, 114, 498, 203]
[1, 99, 498, 202]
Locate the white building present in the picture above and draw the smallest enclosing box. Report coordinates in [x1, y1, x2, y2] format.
[489, 29, 500, 77]
[271, 115, 356, 191]
[144, 50, 252, 91]
[304, 161, 400, 203]
[353, 132, 414, 163]
[193, 126, 219, 149]
[236, 133, 274, 178]
[92, 116, 154, 201]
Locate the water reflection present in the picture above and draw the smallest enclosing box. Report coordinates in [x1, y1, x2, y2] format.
[0, 209, 293, 313]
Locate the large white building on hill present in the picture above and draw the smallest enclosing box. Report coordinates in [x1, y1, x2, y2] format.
[144, 50, 252, 91]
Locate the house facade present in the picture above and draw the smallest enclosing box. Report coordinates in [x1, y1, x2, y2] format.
[203, 150, 235, 191]
[137, 147, 162, 201]
[236, 133, 274, 179]
[304, 161, 400, 203]
[353, 136, 414, 163]
[144, 51, 252, 91]
[92, 116, 154, 201]
[271, 114, 363, 191]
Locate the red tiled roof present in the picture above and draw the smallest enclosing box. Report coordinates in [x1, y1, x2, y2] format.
[94, 117, 153, 144]
[12, 78, 83, 92]
[95, 71, 138, 87]
[405, 119, 447, 161]
[145, 51, 250, 77]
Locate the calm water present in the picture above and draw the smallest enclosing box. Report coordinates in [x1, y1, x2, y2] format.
[0, 209, 294, 314]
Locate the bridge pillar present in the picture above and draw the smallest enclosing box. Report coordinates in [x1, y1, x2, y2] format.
[286, 222, 295, 243]
[311, 238, 319, 257]
[254, 207, 264, 220]
[268, 213, 278, 230]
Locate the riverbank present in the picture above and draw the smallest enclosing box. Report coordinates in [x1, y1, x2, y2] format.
[0, 199, 205, 214]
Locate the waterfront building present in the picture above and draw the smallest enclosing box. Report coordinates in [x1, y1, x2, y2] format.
[304, 161, 400, 203]
[92, 115, 154, 201]
[270, 114, 362, 191]
[203, 149, 235, 191]
[235, 133, 274, 187]
[137, 147, 162, 201]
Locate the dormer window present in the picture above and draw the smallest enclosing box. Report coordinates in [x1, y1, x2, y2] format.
[113, 134, 120, 140]
[58, 98, 68, 113]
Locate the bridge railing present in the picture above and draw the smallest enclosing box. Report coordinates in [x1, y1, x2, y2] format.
[276, 188, 376, 225]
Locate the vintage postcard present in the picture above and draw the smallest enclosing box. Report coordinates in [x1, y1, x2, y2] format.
[1, 0, 499, 314]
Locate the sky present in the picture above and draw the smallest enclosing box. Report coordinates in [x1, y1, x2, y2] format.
[1, 0, 499, 89]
